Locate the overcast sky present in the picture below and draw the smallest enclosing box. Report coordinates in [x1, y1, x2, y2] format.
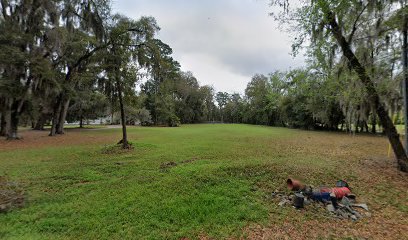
[112, 0, 304, 93]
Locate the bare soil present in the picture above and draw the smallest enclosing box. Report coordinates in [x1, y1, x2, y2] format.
[244, 132, 408, 240]
[0, 128, 116, 151]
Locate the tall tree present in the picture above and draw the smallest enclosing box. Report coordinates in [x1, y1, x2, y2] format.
[104, 15, 159, 148]
[0, 0, 59, 139]
[49, 0, 110, 136]
[215, 92, 230, 123]
[271, 0, 408, 172]
[141, 39, 181, 125]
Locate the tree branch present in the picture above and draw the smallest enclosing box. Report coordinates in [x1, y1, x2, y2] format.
[348, 4, 368, 42]
[72, 42, 110, 70]
[0, 0, 9, 20]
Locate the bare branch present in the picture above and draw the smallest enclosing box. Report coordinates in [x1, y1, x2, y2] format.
[348, 4, 368, 43]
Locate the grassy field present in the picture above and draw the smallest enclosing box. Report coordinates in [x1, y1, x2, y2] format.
[0, 124, 407, 239]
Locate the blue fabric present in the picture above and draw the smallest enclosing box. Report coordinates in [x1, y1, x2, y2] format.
[311, 191, 331, 202]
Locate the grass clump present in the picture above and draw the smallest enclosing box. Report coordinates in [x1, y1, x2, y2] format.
[101, 141, 135, 154]
[0, 176, 25, 213]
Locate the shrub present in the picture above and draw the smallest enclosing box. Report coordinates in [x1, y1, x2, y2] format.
[167, 114, 181, 127]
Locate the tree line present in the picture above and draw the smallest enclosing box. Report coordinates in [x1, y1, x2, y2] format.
[217, 68, 393, 133]
[0, 0, 217, 148]
[1, 0, 408, 171]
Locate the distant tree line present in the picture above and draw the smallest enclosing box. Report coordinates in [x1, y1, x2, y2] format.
[216, 68, 399, 133]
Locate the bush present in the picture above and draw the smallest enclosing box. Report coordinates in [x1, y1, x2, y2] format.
[167, 114, 181, 127]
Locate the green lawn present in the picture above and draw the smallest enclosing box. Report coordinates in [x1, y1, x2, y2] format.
[0, 124, 407, 239]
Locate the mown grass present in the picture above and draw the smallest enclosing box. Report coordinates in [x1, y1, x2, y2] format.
[0, 124, 407, 239]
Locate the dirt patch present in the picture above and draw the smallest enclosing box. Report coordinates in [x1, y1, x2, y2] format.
[244, 133, 408, 240]
[0, 129, 117, 151]
[0, 176, 25, 213]
[181, 157, 200, 164]
[160, 161, 178, 170]
[101, 143, 135, 155]
[245, 213, 408, 240]
[160, 157, 201, 170]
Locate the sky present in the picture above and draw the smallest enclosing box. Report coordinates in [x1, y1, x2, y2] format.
[112, 0, 304, 93]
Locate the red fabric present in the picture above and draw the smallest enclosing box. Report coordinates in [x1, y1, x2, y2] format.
[331, 187, 351, 198]
[319, 187, 331, 193]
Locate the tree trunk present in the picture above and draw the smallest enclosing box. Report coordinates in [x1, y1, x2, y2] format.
[116, 70, 129, 149]
[2, 101, 12, 138]
[7, 101, 21, 140]
[8, 114, 19, 140]
[34, 112, 47, 130]
[364, 121, 369, 133]
[354, 119, 359, 133]
[50, 95, 62, 136]
[328, 11, 408, 172]
[372, 111, 377, 134]
[403, 11, 408, 154]
[80, 115, 83, 128]
[0, 112, 6, 136]
[117, 80, 128, 149]
[57, 98, 70, 134]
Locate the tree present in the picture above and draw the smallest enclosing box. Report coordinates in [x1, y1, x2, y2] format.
[215, 92, 230, 123]
[223, 93, 244, 123]
[67, 92, 108, 128]
[104, 15, 159, 148]
[141, 39, 182, 125]
[200, 86, 216, 122]
[245, 74, 268, 125]
[49, 0, 110, 136]
[271, 0, 408, 171]
[0, 0, 59, 139]
[174, 72, 206, 124]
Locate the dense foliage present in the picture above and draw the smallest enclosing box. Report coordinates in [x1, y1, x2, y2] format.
[1, 0, 408, 164]
[0, 0, 215, 146]
[210, 70, 343, 131]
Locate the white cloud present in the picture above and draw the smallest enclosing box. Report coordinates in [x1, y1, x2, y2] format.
[178, 53, 249, 93]
[112, 0, 304, 93]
